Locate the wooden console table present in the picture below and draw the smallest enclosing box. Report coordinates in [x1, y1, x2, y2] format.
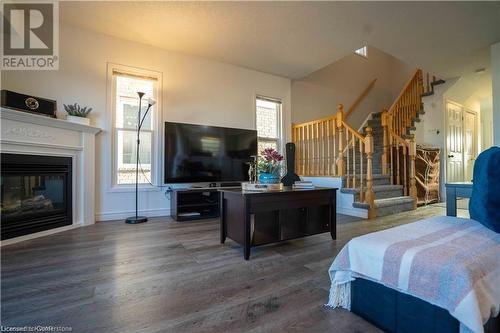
[219, 187, 337, 260]
[445, 182, 472, 217]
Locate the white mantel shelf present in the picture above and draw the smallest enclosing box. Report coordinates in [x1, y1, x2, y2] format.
[1, 107, 101, 245]
[1, 107, 101, 134]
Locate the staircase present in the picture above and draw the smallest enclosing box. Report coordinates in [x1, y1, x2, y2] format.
[291, 68, 444, 219]
[340, 112, 414, 217]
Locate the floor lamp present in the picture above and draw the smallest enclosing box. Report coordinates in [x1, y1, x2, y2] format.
[125, 92, 156, 224]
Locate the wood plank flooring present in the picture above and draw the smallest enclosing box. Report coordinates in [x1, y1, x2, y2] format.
[1, 205, 462, 332]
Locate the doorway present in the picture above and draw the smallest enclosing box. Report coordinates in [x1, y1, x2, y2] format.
[445, 101, 478, 183]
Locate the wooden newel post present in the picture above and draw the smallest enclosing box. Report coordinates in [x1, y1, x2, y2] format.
[381, 109, 389, 175]
[409, 134, 417, 209]
[364, 126, 375, 218]
[336, 104, 344, 177]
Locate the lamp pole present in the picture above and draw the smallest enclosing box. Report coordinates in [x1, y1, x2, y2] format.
[125, 92, 156, 224]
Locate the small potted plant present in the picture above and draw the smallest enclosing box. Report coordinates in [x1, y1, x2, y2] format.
[63, 103, 92, 125]
[257, 148, 284, 184]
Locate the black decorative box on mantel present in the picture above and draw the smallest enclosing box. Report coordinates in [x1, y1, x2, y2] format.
[1, 90, 57, 118]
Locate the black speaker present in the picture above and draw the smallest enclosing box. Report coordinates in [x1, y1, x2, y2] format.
[281, 142, 301, 186]
[1, 90, 57, 118]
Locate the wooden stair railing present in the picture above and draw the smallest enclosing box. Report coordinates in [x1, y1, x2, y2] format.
[381, 68, 443, 206]
[381, 110, 417, 209]
[386, 69, 424, 138]
[291, 104, 375, 217]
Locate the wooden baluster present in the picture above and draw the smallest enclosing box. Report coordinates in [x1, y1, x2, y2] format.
[333, 119, 337, 176]
[317, 122, 320, 175]
[352, 133, 356, 189]
[318, 122, 322, 175]
[325, 121, 329, 175]
[346, 127, 350, 187]
[389, 132, 394, 185]
[399, 103, 402, 136]
[306, 125, 311, 176]
[299, 126, 303, 175]
[296, 126, 301, 175]
[292, 125, 297, 173]
[311, 123, 315, 175]
[403, 141, 408, 196]
[322, 122, 326, 175]
[381, 109, 389, 175]
[315, 122, 320, 175]
[409, 134, 417, 208]
[411, 79, 415, 120]
[418, 70, 423, 111]
[396, 141, 401, 185]
[401, 92, 408, 128]
[336, 105, 344, 177]
[359, 140, 364, 202]
[300, 126, 306, 175]
[364, 127, 375, 218]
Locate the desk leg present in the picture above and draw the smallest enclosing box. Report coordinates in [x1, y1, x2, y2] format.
[220, 194, 226, 244]
[446, 188, 457, 217]
[244, 211, 251, 260]
[330, 201, 337, 240]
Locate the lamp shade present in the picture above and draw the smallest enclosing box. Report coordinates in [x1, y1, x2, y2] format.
[147, 98, 157, 106]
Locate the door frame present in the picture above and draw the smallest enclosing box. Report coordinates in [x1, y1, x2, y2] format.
[444, 100, 479, 182]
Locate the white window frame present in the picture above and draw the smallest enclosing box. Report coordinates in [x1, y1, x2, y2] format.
[106, 63, 163, 191]
[255, 95, 283, 154]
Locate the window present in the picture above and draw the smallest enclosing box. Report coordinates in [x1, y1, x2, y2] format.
[256, 96, 282, 154]
[110, 65, 161, 186]
[355, 46, 368, 58]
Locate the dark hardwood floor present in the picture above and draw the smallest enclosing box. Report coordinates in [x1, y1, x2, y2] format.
[1, 205, 453, 332]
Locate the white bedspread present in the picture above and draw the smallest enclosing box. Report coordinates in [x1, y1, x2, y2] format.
[327, 216, 500, 333]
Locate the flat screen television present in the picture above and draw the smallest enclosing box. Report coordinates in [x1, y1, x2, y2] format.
[164, 122, 257, 183]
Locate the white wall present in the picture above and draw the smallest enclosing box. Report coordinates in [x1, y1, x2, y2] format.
[492, 42, 500, 146]
[1, 23, 292, 221]
[415, 76, 492, 200]
[291, 46, 415, 129]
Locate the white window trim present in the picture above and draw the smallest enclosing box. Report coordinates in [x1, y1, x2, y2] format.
[106, 63, 163, 192]
[255, 94, 283, 154]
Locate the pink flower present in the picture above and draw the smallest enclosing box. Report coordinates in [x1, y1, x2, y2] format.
[261, 148, 283, 162]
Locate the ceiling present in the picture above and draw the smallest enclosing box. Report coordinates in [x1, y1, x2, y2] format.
[60, 1, 500, 80]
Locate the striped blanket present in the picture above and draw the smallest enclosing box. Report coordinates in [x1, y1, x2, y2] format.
[327, 216, 500, 333]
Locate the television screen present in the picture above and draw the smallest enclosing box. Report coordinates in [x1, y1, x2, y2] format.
[164, 122, 257, 183]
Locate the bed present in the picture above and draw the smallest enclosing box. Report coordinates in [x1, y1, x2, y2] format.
[327, 215, 500, 333]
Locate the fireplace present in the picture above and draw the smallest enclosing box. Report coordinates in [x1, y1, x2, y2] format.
[1, 153, 72, 240]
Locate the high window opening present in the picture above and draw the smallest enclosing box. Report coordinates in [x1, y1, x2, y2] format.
[355, 46, 368, 58]
[256, 96, 282, 154]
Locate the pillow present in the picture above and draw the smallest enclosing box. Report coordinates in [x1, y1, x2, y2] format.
[469, 146, 500, 232]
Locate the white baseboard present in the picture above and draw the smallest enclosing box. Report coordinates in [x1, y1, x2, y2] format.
[96, 208, 171, 222]
[338, 206, 368, 218]
[0, 224, 83, 246]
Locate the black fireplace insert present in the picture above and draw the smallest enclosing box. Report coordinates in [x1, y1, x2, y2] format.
[1, 153, 72, 240]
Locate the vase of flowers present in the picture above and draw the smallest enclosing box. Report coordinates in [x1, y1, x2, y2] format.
[257, 148, 283, 184]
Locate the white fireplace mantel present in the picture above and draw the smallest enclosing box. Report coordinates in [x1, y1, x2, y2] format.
[1, 107, 101, 245]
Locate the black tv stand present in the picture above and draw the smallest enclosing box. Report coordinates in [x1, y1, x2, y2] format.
[171, 187, 239, 221]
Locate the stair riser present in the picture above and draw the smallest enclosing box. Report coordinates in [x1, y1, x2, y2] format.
[342, 178, 391, 187]
[375, 202, 415, 217]
[352, 189, 403, 201]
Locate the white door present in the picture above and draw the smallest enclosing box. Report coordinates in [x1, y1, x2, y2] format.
[463, 110, 477, 181]
[446, 102, 464, 182]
